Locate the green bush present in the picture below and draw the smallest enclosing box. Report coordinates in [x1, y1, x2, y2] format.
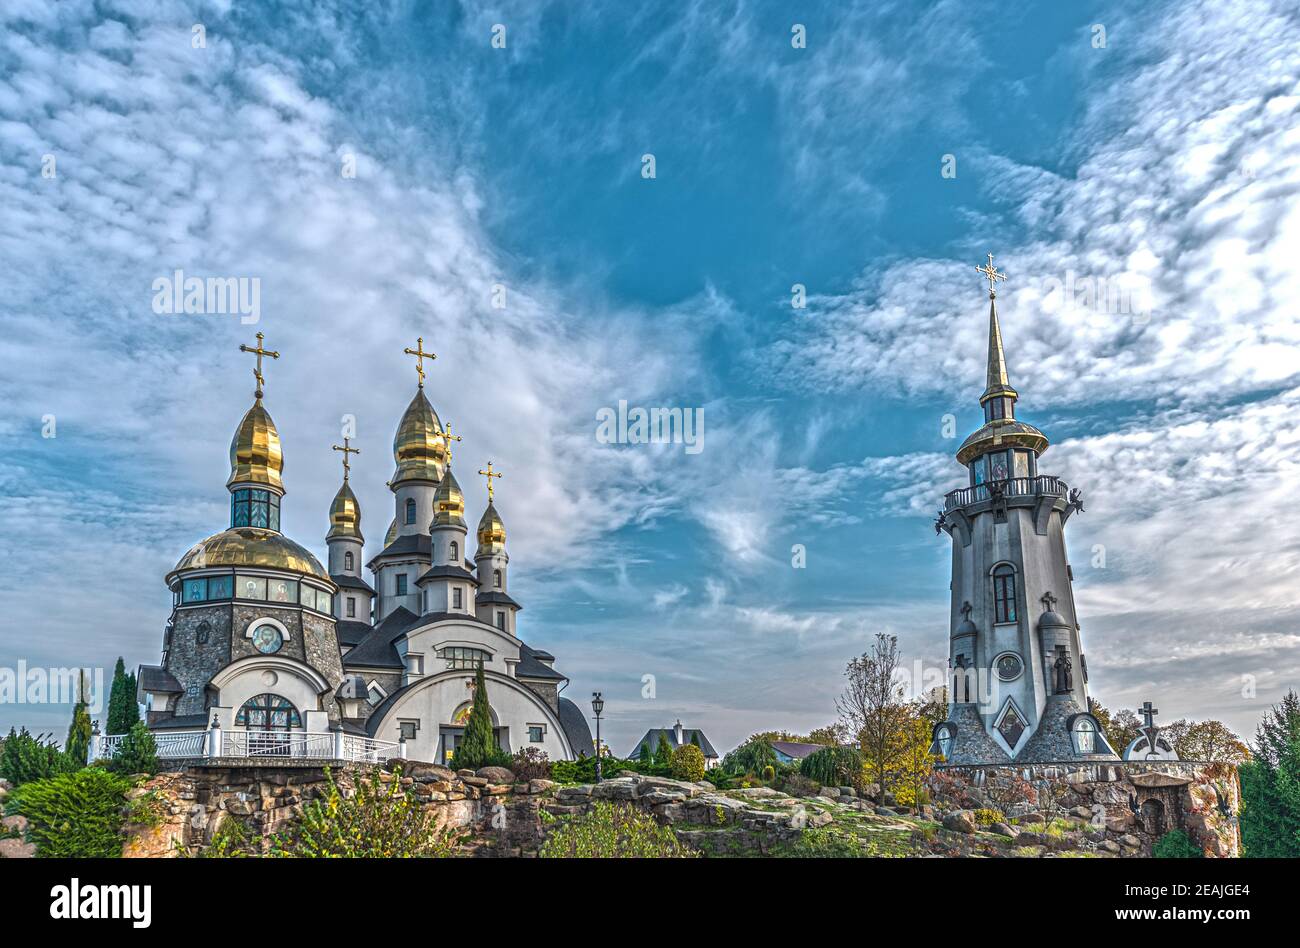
[0, 728, 75, 787]
[106, 658, 141, 736]
[107, 721, 158, 776]
[195, 816, 258, 858]
[451, 664, 511, 770]
[551, 756, 669, 784]
[540, 801, 697, 858]
[271, 766, 459, 857]
[670, 744, 706, 782]
[799, 745, 862, 788]
[973, 807, 1006, 826]
[761, 765, 776, 782]
[10, 768, 135, 857]
[722, 737, 778, 776]
[1152, 829, 1204, 858]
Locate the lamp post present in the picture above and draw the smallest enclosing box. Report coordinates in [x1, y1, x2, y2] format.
[591, 692, 605, 783]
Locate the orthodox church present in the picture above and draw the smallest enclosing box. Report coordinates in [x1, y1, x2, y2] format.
[930, 257, 1120, 764]
[137, 335, 594, 764]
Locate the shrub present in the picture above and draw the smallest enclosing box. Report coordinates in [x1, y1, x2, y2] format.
[452, 664, 512, 770]
[539, 801, 697, 858]
[778, 772, 820, 797]
[654, 733, 674, 766]
[761, 765, 776, 782]
[670, 744, 706, 782]
[973, 807, 1005, 826]
[1153, 829, 1204, 858]
[107, 721, 158, 776]
[511, 747, 552, 782]
[722, 737, 778, 776]
[10, 768, 135, 857]
[551, 756, 668, 784]
[195, 816, 258, 858]
[799, 745, 862, 788]
[271, 766, 459, 857]
[0, 728, 74, 787]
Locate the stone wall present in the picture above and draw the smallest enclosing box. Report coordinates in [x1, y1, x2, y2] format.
[928, 760, 1241, 857]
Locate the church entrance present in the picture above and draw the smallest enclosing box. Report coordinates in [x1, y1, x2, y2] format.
[235, 693, 303, 756]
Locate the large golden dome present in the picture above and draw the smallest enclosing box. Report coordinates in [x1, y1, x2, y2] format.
[476, 501, 506, 555]
[327, 480, 363, 541]
[228, 399, 284, 492]
[383, 517, 398, 547]
[391, 388, 446, 487]
[170, 528, 329, 581]
[432, 467, 466, 526]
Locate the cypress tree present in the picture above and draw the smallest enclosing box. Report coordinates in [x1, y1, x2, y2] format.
[107, 658, 137, 735]
[65, 671, 92, 767]
[655, 732, 673, 766]
[638, 740, 652, 763]
[454, 662, 506, 770]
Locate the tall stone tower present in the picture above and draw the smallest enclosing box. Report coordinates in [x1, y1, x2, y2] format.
[932, 256, 1117, 764]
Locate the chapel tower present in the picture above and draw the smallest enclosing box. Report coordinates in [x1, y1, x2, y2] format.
[932, 256, 1116, 763]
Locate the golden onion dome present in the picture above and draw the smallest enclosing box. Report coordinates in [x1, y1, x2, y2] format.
[384, 517, 398, 547]
[170, 528, 329, 581]
[327, 480, 363, 541]
[476, 501, 506, 555]
[227, 398, 285, 492]
[432, 467, 466, 527]
[955, 419, 1050, 465]
[391, 388, 446, 487]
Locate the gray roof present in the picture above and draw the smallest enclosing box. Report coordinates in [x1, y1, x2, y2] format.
[331, 572, 375, 594]
[629, 726, 719, 759]
[137, 665, 182, 694]
[475, 590, 522, 610]
[366, 532, 430, 568]
[515, 643, 566, 681]
[418, 564, 480, 585]
[558, 697, 594, 758]
[340, 606, 422, 669]
[335, 620, 373, 648]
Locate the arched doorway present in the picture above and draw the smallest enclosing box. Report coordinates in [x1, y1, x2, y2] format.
[236, 693, 302, 756]
[1140, 798, 1166, 836]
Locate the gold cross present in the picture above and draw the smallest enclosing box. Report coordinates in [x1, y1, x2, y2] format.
[478, 461, 503, 501]
[332, 437, 360, 481]
[239, 332, 279, 398]
[975, 253, 1007, 298]
[403, 336, 436, 388]
[441, 421, 463, 463]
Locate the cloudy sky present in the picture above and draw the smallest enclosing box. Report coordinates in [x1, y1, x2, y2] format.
[2, 0, 1298, 752]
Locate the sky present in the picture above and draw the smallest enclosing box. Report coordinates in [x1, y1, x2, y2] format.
[2, 0, 1299, 754]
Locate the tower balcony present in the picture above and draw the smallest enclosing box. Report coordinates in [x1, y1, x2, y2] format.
[943, 475, 1069, 513]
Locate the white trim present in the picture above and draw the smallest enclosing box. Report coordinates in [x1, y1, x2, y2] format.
[991, 695, 1032, 756]
[244, 615, 292, 650]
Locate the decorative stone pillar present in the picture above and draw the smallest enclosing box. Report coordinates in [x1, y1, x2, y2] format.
[207, 715, 223, 759]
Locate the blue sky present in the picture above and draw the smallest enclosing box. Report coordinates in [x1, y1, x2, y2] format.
[2, 0, 1300, 752]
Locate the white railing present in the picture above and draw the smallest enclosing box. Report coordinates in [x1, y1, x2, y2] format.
[95, 729, 401, 765]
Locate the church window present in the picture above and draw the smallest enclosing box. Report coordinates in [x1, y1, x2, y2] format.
[995, 652, 1023, 681]
[366, 682, 385, 706]
[344, 551, 354, 571]
[493, 569, 502, 588]
[183, 578, 207, 603]
[1073, 718, 1096, 754]
[935, 725, 953, 759]
[399, 721, 418, 741]
[1012, 450, 1030, 480]
[450, 541, 459, 562]
[495, 611, 505, 631]
[992, 565, 1017, 623]
[971, 456, 986, 487]
[250, 623, 284, 654]
[405, 498, 416, 525]
[529, 726, 544, 743]
[270, 579, 297, 604]
[231, 489, 280, 531]
[208, 575, 232, 599]
[346, 597, 356, 618]
[987, 450, 1009, 482]
[237, 575, 268, 600]
[440, 646, 489, 669]
[236, 693, 301, 730]
[396, 574, 408, 596]
[317, 591, 331, 613]
[453, 587, 463, 609]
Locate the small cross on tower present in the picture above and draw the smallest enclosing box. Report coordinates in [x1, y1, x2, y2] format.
[441, 421, 463, 463]
[975, 253, 1007, 299]
[478, 461, 503, 501]
[332, 437, 360, 481]
[239, 331, 280, 398]
[1140, 701, 1159, 730]
[403, 336, 436, 388]
[960, 601, 973, 620]
[1041, 591, 1058, 612]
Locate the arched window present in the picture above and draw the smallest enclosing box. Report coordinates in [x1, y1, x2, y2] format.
[235, 693, 302, 731]
[405, 498, 416, 525]
[493, 569, 502, 588]
[449, 540, 459, 562]
[992, 565, 1017, 623]
[935, 724, 954, 760]
[1073, 718, 1096, 754]
[344, 551, 354, 571]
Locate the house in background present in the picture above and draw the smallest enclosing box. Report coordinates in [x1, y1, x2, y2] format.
[627, 720, 720, 769]
[771, 740, 826, 764]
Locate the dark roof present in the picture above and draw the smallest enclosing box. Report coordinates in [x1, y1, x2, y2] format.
[515, 643, 566, 681]
[771, 740, 825, 760]
[366, 532, 430, 568]
[340, 606, 422, 669]
[558, 697, 595, 757]
[629, 726, 719, 759]
[528, 648, 554, 661]
[475, 590, 522, 610]
[418, 564, 480, 585]
[137, 665, 182, 694]
[331, 573, 375, 594]
[150, 713, 210, 730]
[335, 620, 373, 648]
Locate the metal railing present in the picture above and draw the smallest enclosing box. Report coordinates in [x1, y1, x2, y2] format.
[222, 730, 336, 759]
[95, 729, 401, 764]
[944, 475, 1068, 512]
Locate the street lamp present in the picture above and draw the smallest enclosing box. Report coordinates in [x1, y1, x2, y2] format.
[591, 692, 605, 783]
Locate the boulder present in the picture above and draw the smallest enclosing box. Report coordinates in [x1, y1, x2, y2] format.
[730, 786, 784, 799]
[460, 776, 490, 788]
[990, 822, 1016, 838]
[1120, 834, 1141, 848]
[476, 766, 516, 784]
[528, 779, 555, 794]
[1015, 831, 1046, 846]
[555, 785, 593, 803]
[0, 838, 37, 858]
[839, 786, 857, 798]
[1019, 812, 1046, 824]
[634, 776, 701, 799]
[1, 814, 29, 835]
[404, 762, 458, 783]
[1103, 840, 1122, 854]
[1069, 805, 1093, 820]
[638, 789, 687, 806]
[590, 777, 638, 801]
[943, 810, 977, 834]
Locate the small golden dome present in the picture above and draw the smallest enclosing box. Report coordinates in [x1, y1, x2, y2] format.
[955, 419, 1049, 465]
[170, 528, 328, 581]
[384, 517, 398, 547]
[476, 501, 506, 555]
[327, 480, 363, 541]
[432, 467, 466, 527]
[228, 398, 285, 492]
[391, 388, 446, 487]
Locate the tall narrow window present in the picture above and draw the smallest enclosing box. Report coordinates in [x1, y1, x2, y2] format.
[495, 611, 505, 631]
[396, 574, 408, 596]
[993, 565, 1017, 623]
[493, 569, 502, 588]
[449, 541, 459, 563]
[346, 596, 356, 618]
[405, 497, 416, 525]
[453, 587, 463, 609]
[344, 551, 354, 571]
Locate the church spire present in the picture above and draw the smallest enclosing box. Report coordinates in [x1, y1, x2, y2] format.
[975, 254, 1018, 406]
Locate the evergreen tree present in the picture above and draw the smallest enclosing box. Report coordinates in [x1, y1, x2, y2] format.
[1240, 690, 1300, 857]
[107, 720, 158, 776]
[65, 671, 92, 767]
[654, 733, 673, 766]
[106, 658, 140, 735]
[691, 732, 701, 749]
[453, 662, 508, 770]
[638, 740, 651, 763]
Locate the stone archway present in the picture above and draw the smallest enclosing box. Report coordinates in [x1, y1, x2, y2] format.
[1139, 798, 1166, 836]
